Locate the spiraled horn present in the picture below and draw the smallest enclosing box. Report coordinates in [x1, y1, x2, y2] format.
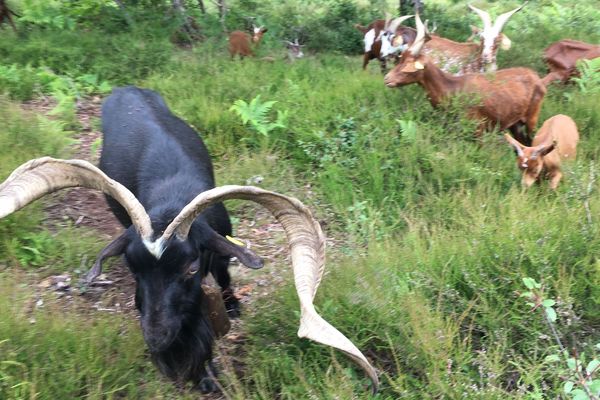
[159, 185, 379, 391]
[0, 157, 153, 241]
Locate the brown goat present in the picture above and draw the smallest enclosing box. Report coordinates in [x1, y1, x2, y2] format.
[505, 114, 579, 189]
[378, 4, 525, 74]
[542, 39, 600, 85]
[384, 14, 546, 145]
[228, 26, 268, 59]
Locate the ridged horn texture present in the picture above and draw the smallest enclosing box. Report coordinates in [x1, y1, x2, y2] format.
[410, 13, 428, 56]
[0, 157, 153, 241]
[159, 185, 379, 391]
[388, 15, 413, 33]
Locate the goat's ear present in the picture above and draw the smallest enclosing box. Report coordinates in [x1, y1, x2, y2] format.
[206, 230, 264, 269]
[261, 27, 268, 33]
[500, 34, 512, 50]
[414, 61, 425, 70]
[84, 231, 130, 284]
[540, 142, 556, 156]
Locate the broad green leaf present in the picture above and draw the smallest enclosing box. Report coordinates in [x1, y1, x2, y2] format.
[522, 277, 536, 289]
[545, 354, 560, 363]
[586, 359, 600, 375]
[589, 379, 600, 394]
[545, 307, 557, 322]
[542, 299, 556, 307]
[564, 381, 574, 394]
[571, 388, 589, 400]
[568, 358, 578, 371]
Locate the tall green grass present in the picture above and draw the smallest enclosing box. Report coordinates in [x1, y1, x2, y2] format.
[1, 0, 599, 398]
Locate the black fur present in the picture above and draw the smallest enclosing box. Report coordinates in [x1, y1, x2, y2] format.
[100, 86, 240, 392]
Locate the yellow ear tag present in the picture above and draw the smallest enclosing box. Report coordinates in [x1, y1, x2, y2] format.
[226, 235, 245, 247]
[414, 61, 425, 70]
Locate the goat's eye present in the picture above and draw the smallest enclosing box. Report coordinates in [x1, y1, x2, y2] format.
[187, 258, 200, 276]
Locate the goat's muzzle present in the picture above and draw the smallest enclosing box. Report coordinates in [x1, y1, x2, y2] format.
[384, 74, 399, 87]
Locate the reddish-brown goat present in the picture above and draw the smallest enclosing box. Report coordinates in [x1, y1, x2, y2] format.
[228, 26, 268, 59]
[376, 3, 525, 74]
[505, 114, 579, 189]
[384, 14, 546, 145]
[542, 39, 600, 85]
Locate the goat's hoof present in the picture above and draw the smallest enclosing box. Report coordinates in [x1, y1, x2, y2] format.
[225, 299, 241, 318]
[196, 377, 219, 393]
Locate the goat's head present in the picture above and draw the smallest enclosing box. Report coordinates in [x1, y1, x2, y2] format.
[285, 39, 305, 59]
[384, 13, 429, 87]
[0, 157, 380, 393]
[468, 2, 527, 71]
[379, 15, 414, 59]
[252, 25, 268, 43]
[505, 133, 555, 188]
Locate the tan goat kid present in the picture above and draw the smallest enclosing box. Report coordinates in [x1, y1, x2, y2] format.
[505, 114, 579, 189]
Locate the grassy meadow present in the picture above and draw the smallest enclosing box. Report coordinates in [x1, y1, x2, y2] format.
[1, 0, 600, 398]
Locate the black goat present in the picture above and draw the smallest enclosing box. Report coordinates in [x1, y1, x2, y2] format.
[0, 87, 380, 393]
[93, 86, 265, 391]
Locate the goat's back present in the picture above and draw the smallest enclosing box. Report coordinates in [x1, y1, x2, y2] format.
[460, 67, 545, 129]
[533, 114, 579, 161]
[544, 39, 600, 82]
[423, 36, 480, 73]
[228, 31, 252, 56]
[100, 86, 216, 204]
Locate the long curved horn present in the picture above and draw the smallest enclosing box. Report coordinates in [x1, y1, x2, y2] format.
[468, 4, 492, 31]
[410, 13, 428, 56]
[0, 157, 153, 241]
[160, 185, 379, 391]
[387, 15, 413, 33]
[384, 11, 392, 31]
[504, 134, 524, 157]
[492, 2, 527, 33]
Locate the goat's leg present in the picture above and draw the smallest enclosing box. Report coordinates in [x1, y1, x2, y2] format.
[362, 53, 370, 70]
[379, 58, 388, 74]
[509, 123, 532, 146]
[205, 252, 240, 318]
[549, 171, 562, 190]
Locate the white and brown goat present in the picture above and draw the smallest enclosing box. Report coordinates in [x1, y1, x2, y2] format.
[355, 15, 415, 72]
[228, 25, 268, 59]
[505, 114, 579, 189]
[379, 3, 526, 74]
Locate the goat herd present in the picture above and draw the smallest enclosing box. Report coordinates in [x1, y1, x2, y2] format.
[0, 2, 599, 396]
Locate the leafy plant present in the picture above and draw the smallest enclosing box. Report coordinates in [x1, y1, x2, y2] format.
[229, 94, 287, 137]
[574, 58, 600, 95]
[520, 277, 600, 400]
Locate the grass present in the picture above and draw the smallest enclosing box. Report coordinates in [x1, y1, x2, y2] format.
[1, 0, 600, 398]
